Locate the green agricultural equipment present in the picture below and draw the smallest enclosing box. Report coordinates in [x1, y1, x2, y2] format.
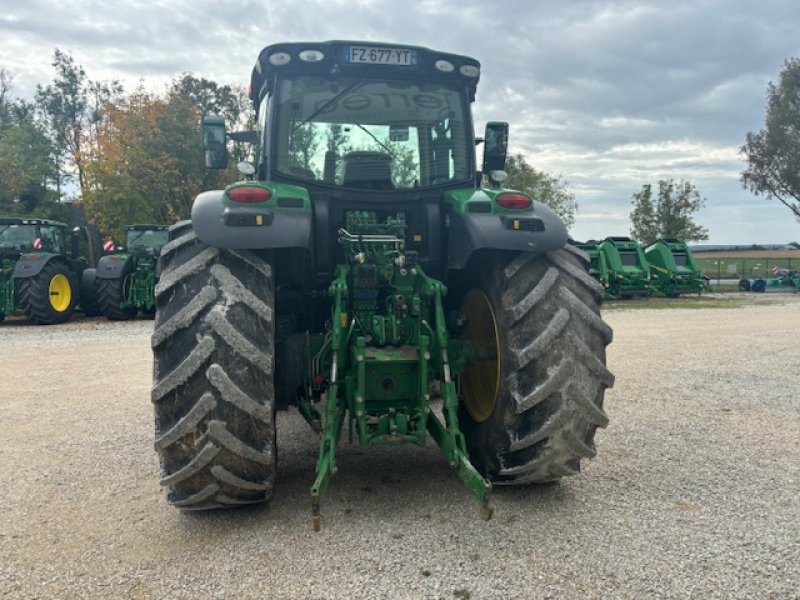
[598, 236, 651, 298]
[0, 217, 100, 324]
[574, 241, 611, 293]
[644, 238, 706, 297]
[739, 267, 800, 293]
[151, 40, 614, 529]
[95, 225, 169, 319]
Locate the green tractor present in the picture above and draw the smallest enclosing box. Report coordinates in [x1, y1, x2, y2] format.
[95, 225, 169, 320]
[598, 236, 651, 298]
[644, 239, 706, 297]
[0, 217, 100, 324]
[152, 41, 614, 528]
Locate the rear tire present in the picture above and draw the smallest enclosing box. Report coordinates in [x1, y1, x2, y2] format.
[97, 276, 137, 320]
[152, 221, 276, 509]
[459, 246, 614, 484]
[18, 260, 76, 325]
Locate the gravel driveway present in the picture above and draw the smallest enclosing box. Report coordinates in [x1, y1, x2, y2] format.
[1, 296, 799, 599]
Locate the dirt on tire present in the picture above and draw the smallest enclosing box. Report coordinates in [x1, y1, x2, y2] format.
[151, 222, 276, 509]
[460, 245, 614, 484]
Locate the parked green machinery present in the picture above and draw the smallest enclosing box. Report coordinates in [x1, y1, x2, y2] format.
[644, 238, 706, 297]
[598, 237, 651, 298]
[0, 217, 100, 324]
[739, 267, 799, 293]
[151, 41, 614, 528]
[574, 241, 611, 293]
[95, 225, 169, 320]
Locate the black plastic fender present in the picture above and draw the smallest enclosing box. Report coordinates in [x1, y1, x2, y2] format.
[447, 201, 568, 269]
[12, 253, 60, 279]
[192, 190, 312, 250]
[95, 254, 135, 279]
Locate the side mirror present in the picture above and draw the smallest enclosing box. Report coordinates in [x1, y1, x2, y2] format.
[482, 121, 509, 173]
[389, 125, 409, 142]
[202, 115, 228, 170]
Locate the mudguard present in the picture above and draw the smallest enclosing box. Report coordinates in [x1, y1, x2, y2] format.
[192, 190, 312, 250]
[95, 254, 135, 279]
[12, 253, 60, 279]
[447, 201, 568, 269]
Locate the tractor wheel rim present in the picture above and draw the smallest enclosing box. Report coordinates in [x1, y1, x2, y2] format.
[461, 288, 500, 423]
[49, 273, 72, 312]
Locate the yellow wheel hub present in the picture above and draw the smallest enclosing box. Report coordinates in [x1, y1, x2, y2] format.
[461, 289, 501, 423]
[49, 273, 72, 312]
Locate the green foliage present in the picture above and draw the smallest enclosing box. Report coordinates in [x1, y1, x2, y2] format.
[741, 57, 800, 219]
[503, 154, 578, 230]
[0, 67, 13, 127]
[629, 179, 709, 245]
[34, 49, 122, 197]
[83, 88, 232, 240]
[171, 74, 254, 163]
[0, 67, 63, 219]
[288, 123, 320, 171]
[171, 74, 252, 130]
[0, 123, 57, 213]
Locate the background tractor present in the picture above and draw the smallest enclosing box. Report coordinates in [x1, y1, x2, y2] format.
[0, 217, 100, 324]
[151, 41, 614, 528]
[95, 225, 169, 320]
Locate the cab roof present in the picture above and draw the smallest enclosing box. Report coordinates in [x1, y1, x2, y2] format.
[0, 217, 67, 227]
[250, 40, 481, 109]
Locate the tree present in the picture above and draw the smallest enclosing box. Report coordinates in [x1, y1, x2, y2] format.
[503, 154, 578, 230]
[741, 57, 800, 219]
[0, 68, 62, 218]
[0, 67, 14, 127]
[287, 123, 319, 171]
[172, 74, 254, 163]
[35, 49, 122, 198]
[0, 123, 58, 213]
[629, 179, 709, 245]
[83, 88, 233, 239]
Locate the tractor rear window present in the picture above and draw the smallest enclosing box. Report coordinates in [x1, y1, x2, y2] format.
[620, 253, 639, 266]
[274, 76, 471, 190]
[0, 224, 63, 253]
[673, 254, 688, 266]
[126, 230, 168, 254]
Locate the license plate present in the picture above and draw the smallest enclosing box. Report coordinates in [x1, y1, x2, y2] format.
[346, 46, 417, 66]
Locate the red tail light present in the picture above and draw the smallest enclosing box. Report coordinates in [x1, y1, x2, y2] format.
[228, 186, 271, 203]
[495, 193, 532, 210]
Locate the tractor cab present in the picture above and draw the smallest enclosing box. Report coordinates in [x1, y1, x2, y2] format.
[124, 225, 169, 258]
[241, 41, 484, 191]
[196, 41, 568, 282]
[0, 218, 67, 256]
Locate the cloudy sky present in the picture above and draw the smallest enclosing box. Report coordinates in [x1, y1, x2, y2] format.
[2, 0, 798, 244]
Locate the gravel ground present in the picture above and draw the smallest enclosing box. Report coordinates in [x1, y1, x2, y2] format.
[1, 296, 799, 599]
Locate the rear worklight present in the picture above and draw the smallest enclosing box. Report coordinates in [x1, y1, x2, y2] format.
[228, 186, 272, 203]
[495, 193, 531, 209]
